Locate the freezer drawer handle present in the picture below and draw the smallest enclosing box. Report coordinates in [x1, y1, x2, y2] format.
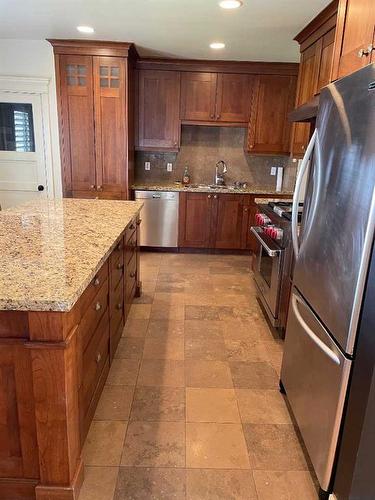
[250, 226, 281, 257]
[152, 194, 161, 198]
[292, 294, 341, 366]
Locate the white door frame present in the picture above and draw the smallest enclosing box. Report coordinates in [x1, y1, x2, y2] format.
[0, 76, 56, 200]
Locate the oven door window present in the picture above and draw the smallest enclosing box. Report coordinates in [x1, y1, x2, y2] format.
[259, 247, 274, 288]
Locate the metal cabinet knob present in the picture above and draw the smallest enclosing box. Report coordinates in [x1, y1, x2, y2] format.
[358, 45, 373, 57]
[117, 262, 123, 270]
[93, 277, 100, 286]
[216, 115, 220, 120]
[95, 302, 101, 311]
[214, 195, 218, 199]
[244, 208, 248, 212]
[210, 114, 214, 119]
[249, 145, 254, 149]
[97, 185, 103, 191]
[38, 185, 45, 192]
[95, 352, 102, 364]
[90, 185, 96, 190]
[130, 271, 136, 278]
[116, 303, 122, 310]
[208, 194, 212, 199]
[136, 219, 142, 225]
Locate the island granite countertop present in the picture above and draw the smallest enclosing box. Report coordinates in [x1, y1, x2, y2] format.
[132, 182, 294, 196]
[0, 198, 143, 312]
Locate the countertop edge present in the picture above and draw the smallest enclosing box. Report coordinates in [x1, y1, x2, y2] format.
[131, 184, 294, 196]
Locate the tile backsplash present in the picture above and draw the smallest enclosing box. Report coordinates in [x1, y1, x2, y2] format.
[135, 126, 297, 191]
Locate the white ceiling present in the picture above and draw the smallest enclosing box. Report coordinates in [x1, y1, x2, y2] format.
[0, 0, 331, 62]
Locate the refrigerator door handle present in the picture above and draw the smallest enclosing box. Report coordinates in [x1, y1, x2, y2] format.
[292, 293, 341, 366]
[292, 129, 317, 258]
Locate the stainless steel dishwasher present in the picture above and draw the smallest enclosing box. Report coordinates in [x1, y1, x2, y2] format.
[134, 190, 179, 247]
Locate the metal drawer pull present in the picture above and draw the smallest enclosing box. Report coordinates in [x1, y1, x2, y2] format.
[95, 352, 102, 364]
[136, 219, 142, 225]
[130, 271, 136, 278]
[95, 302, 101, 311]
[93, 277, 100, 286]
[208, 194, 211, 199]
[116, 303, 122, 310]
[117, 262, 123, 270]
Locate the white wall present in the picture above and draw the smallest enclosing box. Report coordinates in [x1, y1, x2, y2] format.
[0, 39, 62, 198]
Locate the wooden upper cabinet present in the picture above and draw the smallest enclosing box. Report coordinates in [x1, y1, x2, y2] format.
[137, 70, 180, 151]
[180, 71, 252, 124]
[180, 72, 217, 122]
[331, 0, 375, 80]
[291, 1, 338, 157]
[247, 74, 296, 154]
[59, 54, 96, 193]
[94, 56, 127, 194]
[51, 40, 136, 199]
[216, 74, 251, 123]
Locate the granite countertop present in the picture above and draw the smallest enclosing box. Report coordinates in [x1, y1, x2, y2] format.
[0, 198, 143, 312]
[132, 182, 294, 196]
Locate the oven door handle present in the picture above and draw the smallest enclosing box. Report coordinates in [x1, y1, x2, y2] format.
[250, 227, 281, 257]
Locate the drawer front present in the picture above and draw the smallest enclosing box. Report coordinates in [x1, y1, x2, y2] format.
[110, 315, 124, 360]
[125, 253, 137, 302]
[111, 250, 124, 291]
[82, 311, 109, 416]
[125, 232, 137, 265]
[80, 262, 109, 313]
[111, 279, 124, 326]
[125, 219, 137, 244]
[80, 279, 109, 352]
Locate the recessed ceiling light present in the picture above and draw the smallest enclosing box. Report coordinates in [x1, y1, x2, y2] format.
[210, 42, 226, 49]
[219, 0, 243, 9]
[77, 25, 94, 34]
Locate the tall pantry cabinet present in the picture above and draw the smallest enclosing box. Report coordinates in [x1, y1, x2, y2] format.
[49, 40, 137, 199]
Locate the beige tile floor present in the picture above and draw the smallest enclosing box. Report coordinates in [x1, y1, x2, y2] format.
[80, 252, 318, 500]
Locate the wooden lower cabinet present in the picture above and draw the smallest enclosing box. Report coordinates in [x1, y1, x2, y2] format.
[178, 192, 285, 251]
[0, 217, 141, 500]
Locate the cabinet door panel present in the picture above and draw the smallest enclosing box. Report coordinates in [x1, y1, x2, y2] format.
[317, 27, 336, 90]
[178, 192, 213, 247]
[334, 0, 375, 79]
[137, 70, 180, 150]
[214, 194, 246, 249]
[248, 75, 296, 154]
[180, 72, 217, 122]
[93, 56, 127, 195]
[216, 74, 252, 123]
[291, 43, 318, 157]
[59, 55, 96, 193]
[0, 344, 39, 478]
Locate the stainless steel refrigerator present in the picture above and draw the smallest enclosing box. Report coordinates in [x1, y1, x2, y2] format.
[281, 63, 375, 495]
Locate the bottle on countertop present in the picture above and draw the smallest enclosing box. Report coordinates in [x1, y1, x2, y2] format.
[182, 165, 191, 185]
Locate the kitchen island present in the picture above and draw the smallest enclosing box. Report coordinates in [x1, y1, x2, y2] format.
[0, 198, 142, 500]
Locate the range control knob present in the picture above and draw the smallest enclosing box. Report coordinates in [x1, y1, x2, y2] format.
[256, 213, 271, 226]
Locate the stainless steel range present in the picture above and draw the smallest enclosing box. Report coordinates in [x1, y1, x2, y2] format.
[250, 201, 302, 330]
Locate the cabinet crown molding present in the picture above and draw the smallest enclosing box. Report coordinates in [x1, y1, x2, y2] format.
[47, 39, 139, 58]
[294, 0, 338, 46]
[136, 58, 299, 75]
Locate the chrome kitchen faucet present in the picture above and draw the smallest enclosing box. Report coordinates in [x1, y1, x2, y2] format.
[215, 160, 228, 186]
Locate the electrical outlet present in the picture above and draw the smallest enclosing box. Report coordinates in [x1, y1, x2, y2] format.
[270, 166, 277, 176]
[166, 163, 173, 172]
[145, 161, 151, 171]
